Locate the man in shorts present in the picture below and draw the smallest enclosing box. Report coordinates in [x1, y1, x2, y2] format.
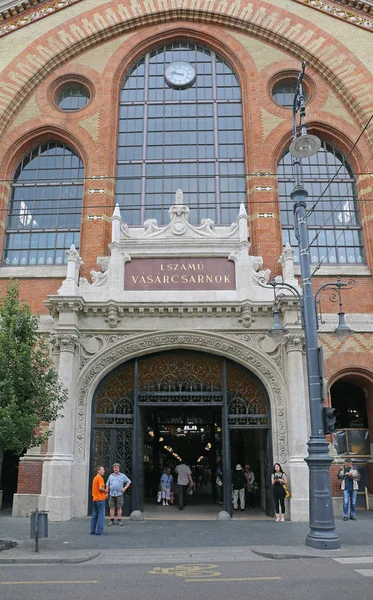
[106, 463, 131, 526]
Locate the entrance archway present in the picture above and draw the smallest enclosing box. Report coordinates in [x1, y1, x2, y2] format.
[90, 350, 273, 517]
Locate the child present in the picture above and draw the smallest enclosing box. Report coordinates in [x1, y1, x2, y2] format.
[160, 467, 173, 506]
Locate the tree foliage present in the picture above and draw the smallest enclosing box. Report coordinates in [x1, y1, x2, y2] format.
[0, 281, 67, 457]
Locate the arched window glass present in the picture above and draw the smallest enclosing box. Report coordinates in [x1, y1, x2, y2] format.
[278, 141, 364, 264]
[115, 42, 246, 225]
[3, 142, 84, 266]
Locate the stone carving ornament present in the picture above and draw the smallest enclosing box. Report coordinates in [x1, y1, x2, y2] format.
[50, 332, 80, 353]
[75, 332, 288, 465]
[284, 334, 304, 353]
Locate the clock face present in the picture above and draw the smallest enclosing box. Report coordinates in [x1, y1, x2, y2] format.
[165, 61, 196, 89]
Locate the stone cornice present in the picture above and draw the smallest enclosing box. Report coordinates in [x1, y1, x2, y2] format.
[46, 296, 276, 324]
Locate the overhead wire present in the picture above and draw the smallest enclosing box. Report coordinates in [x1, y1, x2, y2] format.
[305, 113, 373, 217]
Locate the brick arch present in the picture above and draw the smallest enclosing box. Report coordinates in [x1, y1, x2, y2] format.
[325, 352, 373, 387]
[326, 362, 373, 494]
[100, 23, 261, 181]
[1, 0, 373, 143]
[0, 122, 97, 181]
[266, 118, 371, 177]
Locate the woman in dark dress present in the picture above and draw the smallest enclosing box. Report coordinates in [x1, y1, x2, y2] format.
[271, 463, 287, 522]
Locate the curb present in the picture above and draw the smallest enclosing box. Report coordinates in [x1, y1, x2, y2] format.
[252, 550, 321, 560]
[252, 549, 373, 560]
[0, 552, 101, 565]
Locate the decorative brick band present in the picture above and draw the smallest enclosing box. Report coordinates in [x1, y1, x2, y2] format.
[2, 0, 373, 40]
[0, 0, 373, 145]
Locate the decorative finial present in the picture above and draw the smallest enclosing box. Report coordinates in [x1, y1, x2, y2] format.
[175, 189, 183, 205]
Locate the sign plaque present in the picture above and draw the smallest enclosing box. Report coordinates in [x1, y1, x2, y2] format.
[125, 257, 235, 291]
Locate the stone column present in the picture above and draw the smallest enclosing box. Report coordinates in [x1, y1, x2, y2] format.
[285, 334, 309, 521]
[40, 333, 79, 521]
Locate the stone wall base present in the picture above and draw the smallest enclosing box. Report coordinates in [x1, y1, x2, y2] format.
[12, 493, 40, 517]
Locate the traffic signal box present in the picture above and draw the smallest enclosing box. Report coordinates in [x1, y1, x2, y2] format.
[323, 407, 337, 434]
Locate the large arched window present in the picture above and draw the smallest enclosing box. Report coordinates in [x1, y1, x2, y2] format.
[3, 142, 83, 266]
[278, 141, 364, 264]
[115, 42, 246, 225]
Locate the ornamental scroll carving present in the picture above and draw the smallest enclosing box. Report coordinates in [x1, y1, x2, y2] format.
[75, 332, 288, 465]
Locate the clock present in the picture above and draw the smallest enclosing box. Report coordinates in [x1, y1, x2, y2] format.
[165, 61, 196, 89]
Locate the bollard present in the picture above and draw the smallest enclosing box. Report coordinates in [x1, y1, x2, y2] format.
[30, 509, 48, 552]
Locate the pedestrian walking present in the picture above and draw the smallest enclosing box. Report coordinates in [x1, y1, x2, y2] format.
[232, 464, 246, 511]
[90, 466, 107, 535]
[106, 462, 131, 526]
[244, 464, 255, 508]
[271, 462, 287, 522]
[160, 467, 173, 506]
[175, 462, 193, 510]
[338, 458, 360, 521]
[216, 463, 223, 505]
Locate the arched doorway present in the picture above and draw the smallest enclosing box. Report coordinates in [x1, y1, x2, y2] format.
[90, 350, 272, 517]
[331, 378, 371, 511]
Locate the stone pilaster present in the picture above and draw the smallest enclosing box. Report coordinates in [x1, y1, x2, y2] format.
[285, 333, 309, 522]
[40, 332, 80, 521]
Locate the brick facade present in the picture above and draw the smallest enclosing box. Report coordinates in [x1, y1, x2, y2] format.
[1, 0, 373, 514]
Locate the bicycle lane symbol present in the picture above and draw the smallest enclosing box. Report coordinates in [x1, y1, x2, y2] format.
[148, 564, 221, 580]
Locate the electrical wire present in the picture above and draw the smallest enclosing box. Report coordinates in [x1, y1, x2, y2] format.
[1, 171, 373, 185]
[306, 113, 373, 217]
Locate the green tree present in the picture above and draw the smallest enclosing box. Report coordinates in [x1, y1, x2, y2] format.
[0, 281, 67, 467]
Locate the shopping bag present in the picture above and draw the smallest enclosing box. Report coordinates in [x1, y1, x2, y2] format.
[157, 491, 162, 503]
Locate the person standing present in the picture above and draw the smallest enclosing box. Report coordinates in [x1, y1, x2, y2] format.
[244, 464, 255, 509]
[160, 467, 173, 506]
[106, 462, 131, 526]
[338, 458, 360, 521]
[271, 463, 287, 522]
[175, 462, 193, 510]
[216, 463, 223, 505]
[232, 464, 246, 511]
[90, 466, 107, 535]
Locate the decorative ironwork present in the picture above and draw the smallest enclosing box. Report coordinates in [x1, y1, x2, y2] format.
[91, 362, 135, 489]
[138, 351, 223, 393]
[226, 361, 270, 428]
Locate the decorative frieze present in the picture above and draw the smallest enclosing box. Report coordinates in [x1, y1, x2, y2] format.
[297, 0, 373, 31]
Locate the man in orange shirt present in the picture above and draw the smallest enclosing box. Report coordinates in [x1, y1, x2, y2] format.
[90, 466, 107, 535]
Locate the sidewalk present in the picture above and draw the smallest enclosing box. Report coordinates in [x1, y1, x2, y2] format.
[1, 509, 373, 564]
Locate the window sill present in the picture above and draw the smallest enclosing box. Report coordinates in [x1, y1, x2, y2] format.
[0, 266, 66, 278]
[294, 265, 371, 277]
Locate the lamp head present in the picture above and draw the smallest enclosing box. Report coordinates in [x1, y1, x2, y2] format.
[289, 134, 321, 158]
[267, 306, 287, 342]
[334, 311, 352, 339]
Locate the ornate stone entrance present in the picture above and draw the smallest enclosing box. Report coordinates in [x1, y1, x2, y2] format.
[90, 350, 273, 516]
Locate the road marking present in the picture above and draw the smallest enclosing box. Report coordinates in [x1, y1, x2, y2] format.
[0, 580, 98, 585]
[333, 557, 373, 564]
[354, 569, 373, 577]
[149, 564, 221, 578]
[186, 576, 282, 583]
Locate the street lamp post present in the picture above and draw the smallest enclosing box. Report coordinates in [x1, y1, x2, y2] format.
[283, 62, 343, 548]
